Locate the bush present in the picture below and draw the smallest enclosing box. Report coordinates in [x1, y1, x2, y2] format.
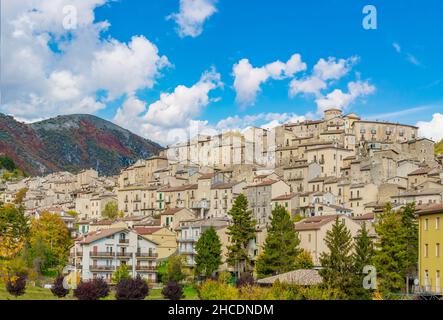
[217, 271, 233, 284]
[51, 275, 70, 298]
[238, 285, 272, 300]
[162, 281, 184, 300]
[6, 274, 27, 297]
[73, 278, 110, 300]
[198, 280, 239, 300]
[236, 272, 254, 288]
[112, 264, 130, 284]
[115, 275, 149, 300]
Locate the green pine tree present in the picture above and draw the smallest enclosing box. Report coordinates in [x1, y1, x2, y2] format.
[255, 206, 301, 278]
[226, 194, 256, 274]
[350, 222, 375, 300]
[319, 217, 354, 299]
[400, 203, 418, 279]
[195, 226, 222, 278]
[373, 204, 408, 295]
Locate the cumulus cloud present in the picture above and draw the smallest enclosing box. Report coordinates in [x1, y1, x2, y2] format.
[417, 113, 443, 142]
[113, 69, 222, 146]
[0, 0, 169, 121]
[168, 0, 217, 38]
[289, 56, 358, 98]
[233, 54, 307, 106]
[315, 80, 375, 114]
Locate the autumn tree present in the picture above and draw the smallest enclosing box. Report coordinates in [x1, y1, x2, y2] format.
[0, 205, 29, 259]
[226, 194, 256, 275]
[195, 226, 222, 278]
[101, 202, 119, 220]
[256, 206, 301, 278]
[29, 212, 72, 269]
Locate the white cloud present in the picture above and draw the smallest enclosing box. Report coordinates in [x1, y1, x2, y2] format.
[215, 112, 306, 131]
[168, 0, 217, 38]
[313, 56, 358, 81]
[393, 42, 401, 53]
[113, 69, 222, 146]
[417, 113, 443, 142]
[315, 80, 375, 114]
[289, 56, 357, 98]
[0, 0, 169, 121]
[233, 54, 307, 106]
[392, 42, 422, 67]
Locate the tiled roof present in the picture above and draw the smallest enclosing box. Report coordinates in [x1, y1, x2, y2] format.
[408, 167, 434, 176]
[271, 193, 298, 201]
[294, 215, 342, 231]
[417, 203, 443, 215]
[134, 227, 162, 235]
[161, 207, 187, 216]
[78, 228, 127, 244]
[257, 269, 323, 286]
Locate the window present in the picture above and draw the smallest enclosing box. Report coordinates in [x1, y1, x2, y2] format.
[425, 219, 429, 231]
[425, 244, 429, 257]
[437, 217, 440, 230]
[437, 243, 440, 257]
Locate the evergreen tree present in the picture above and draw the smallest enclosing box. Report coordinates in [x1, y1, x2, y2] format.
[400, 203, 418, 279]
[319, 217, 354, 299]
[226, 194, 256, 274]
[195, 226, 222, 278]
[373, 204, 408, 295]
[255, 206, 301, 278]
[350, 222, 375, 300]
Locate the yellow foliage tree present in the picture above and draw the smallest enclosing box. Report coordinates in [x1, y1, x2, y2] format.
[0, 205, 29, 259]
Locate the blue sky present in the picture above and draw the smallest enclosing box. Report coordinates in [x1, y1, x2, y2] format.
[1, 0, 442, 144]
[93, 0, 443, 124]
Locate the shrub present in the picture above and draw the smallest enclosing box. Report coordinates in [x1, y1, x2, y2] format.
[115, 275, 149, 300]
[73, 278, 110, 300]
[112, 264, 130, 284]
[236, 272, 254, 288]
[6, 274, 27, 297]
[51, 275, 69, 298]
[238, 285, 272, 300]
[162, 281, 184, 300]
[217, 271, 233, 284]
[198, 280, 239, 300]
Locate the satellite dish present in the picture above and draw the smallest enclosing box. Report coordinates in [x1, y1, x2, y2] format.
[414, 278, 419, 285]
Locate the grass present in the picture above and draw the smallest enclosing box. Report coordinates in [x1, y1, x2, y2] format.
[0, 283, 199, 300]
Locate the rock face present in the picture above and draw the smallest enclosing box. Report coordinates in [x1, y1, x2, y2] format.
[0, 113, 163, 176]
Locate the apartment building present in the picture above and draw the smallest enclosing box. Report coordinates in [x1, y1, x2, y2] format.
[176, 218, 230, 269]
[117, 185, 158, 217]
[245, 180, 291, 226]
[294, 215, 362, 266]
[160, 207, 195, 232]
[70, 228, 158, 283]
[209, 181, 247, 219]
[417, 204, 443, 295]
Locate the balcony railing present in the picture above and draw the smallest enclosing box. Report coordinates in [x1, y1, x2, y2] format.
[135, 265, 157, 272]
[90, 252, 114, 257]
[178, 237, 198, 243]
[89, 265, 115, 271]
[70, 252, 83, 258]
[119, 239, 129, 244]
[136, 252, 158, 259]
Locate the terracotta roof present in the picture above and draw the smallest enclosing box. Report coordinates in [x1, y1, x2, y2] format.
[272, 193, 298, 201]
[257, 269, 322, 286]
[160, 184, 198, 192]
[134, 227, 162, 235]
[309, 176, 326, 183]
[78, 228, 127, 244]
[211, 181, 244, 190]
[90, 220, 115, 226]
[408, 167, 435, 176]
[352, 212, 375, 220]
[294, 215, 342, 231]
[246, 179, 279, 188]
[198, 173, 214, 180]
[161, 207, 187, 216]
[393, 188, 443, 197]
[417, 203, 443, 215]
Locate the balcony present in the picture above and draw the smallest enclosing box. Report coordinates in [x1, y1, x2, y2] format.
[89, 265, 115, 272]
[70, 252, 83, 258]
[191, 200, 210, 210]
[135, 265, 157, 272]
[136, 252, 158, 259]
[116, 252, 132, 258]
[90, 252, 114, 258]
[178, 237, 198, 243]
[119, 239, 129, 244]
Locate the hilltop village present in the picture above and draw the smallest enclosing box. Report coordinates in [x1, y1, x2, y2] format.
[1, 108, 442, 288]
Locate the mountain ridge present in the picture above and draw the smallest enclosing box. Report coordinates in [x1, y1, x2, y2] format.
[0, 113, 163, 176]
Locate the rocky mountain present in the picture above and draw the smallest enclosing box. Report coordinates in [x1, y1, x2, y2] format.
[0, 113, 163, 176]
